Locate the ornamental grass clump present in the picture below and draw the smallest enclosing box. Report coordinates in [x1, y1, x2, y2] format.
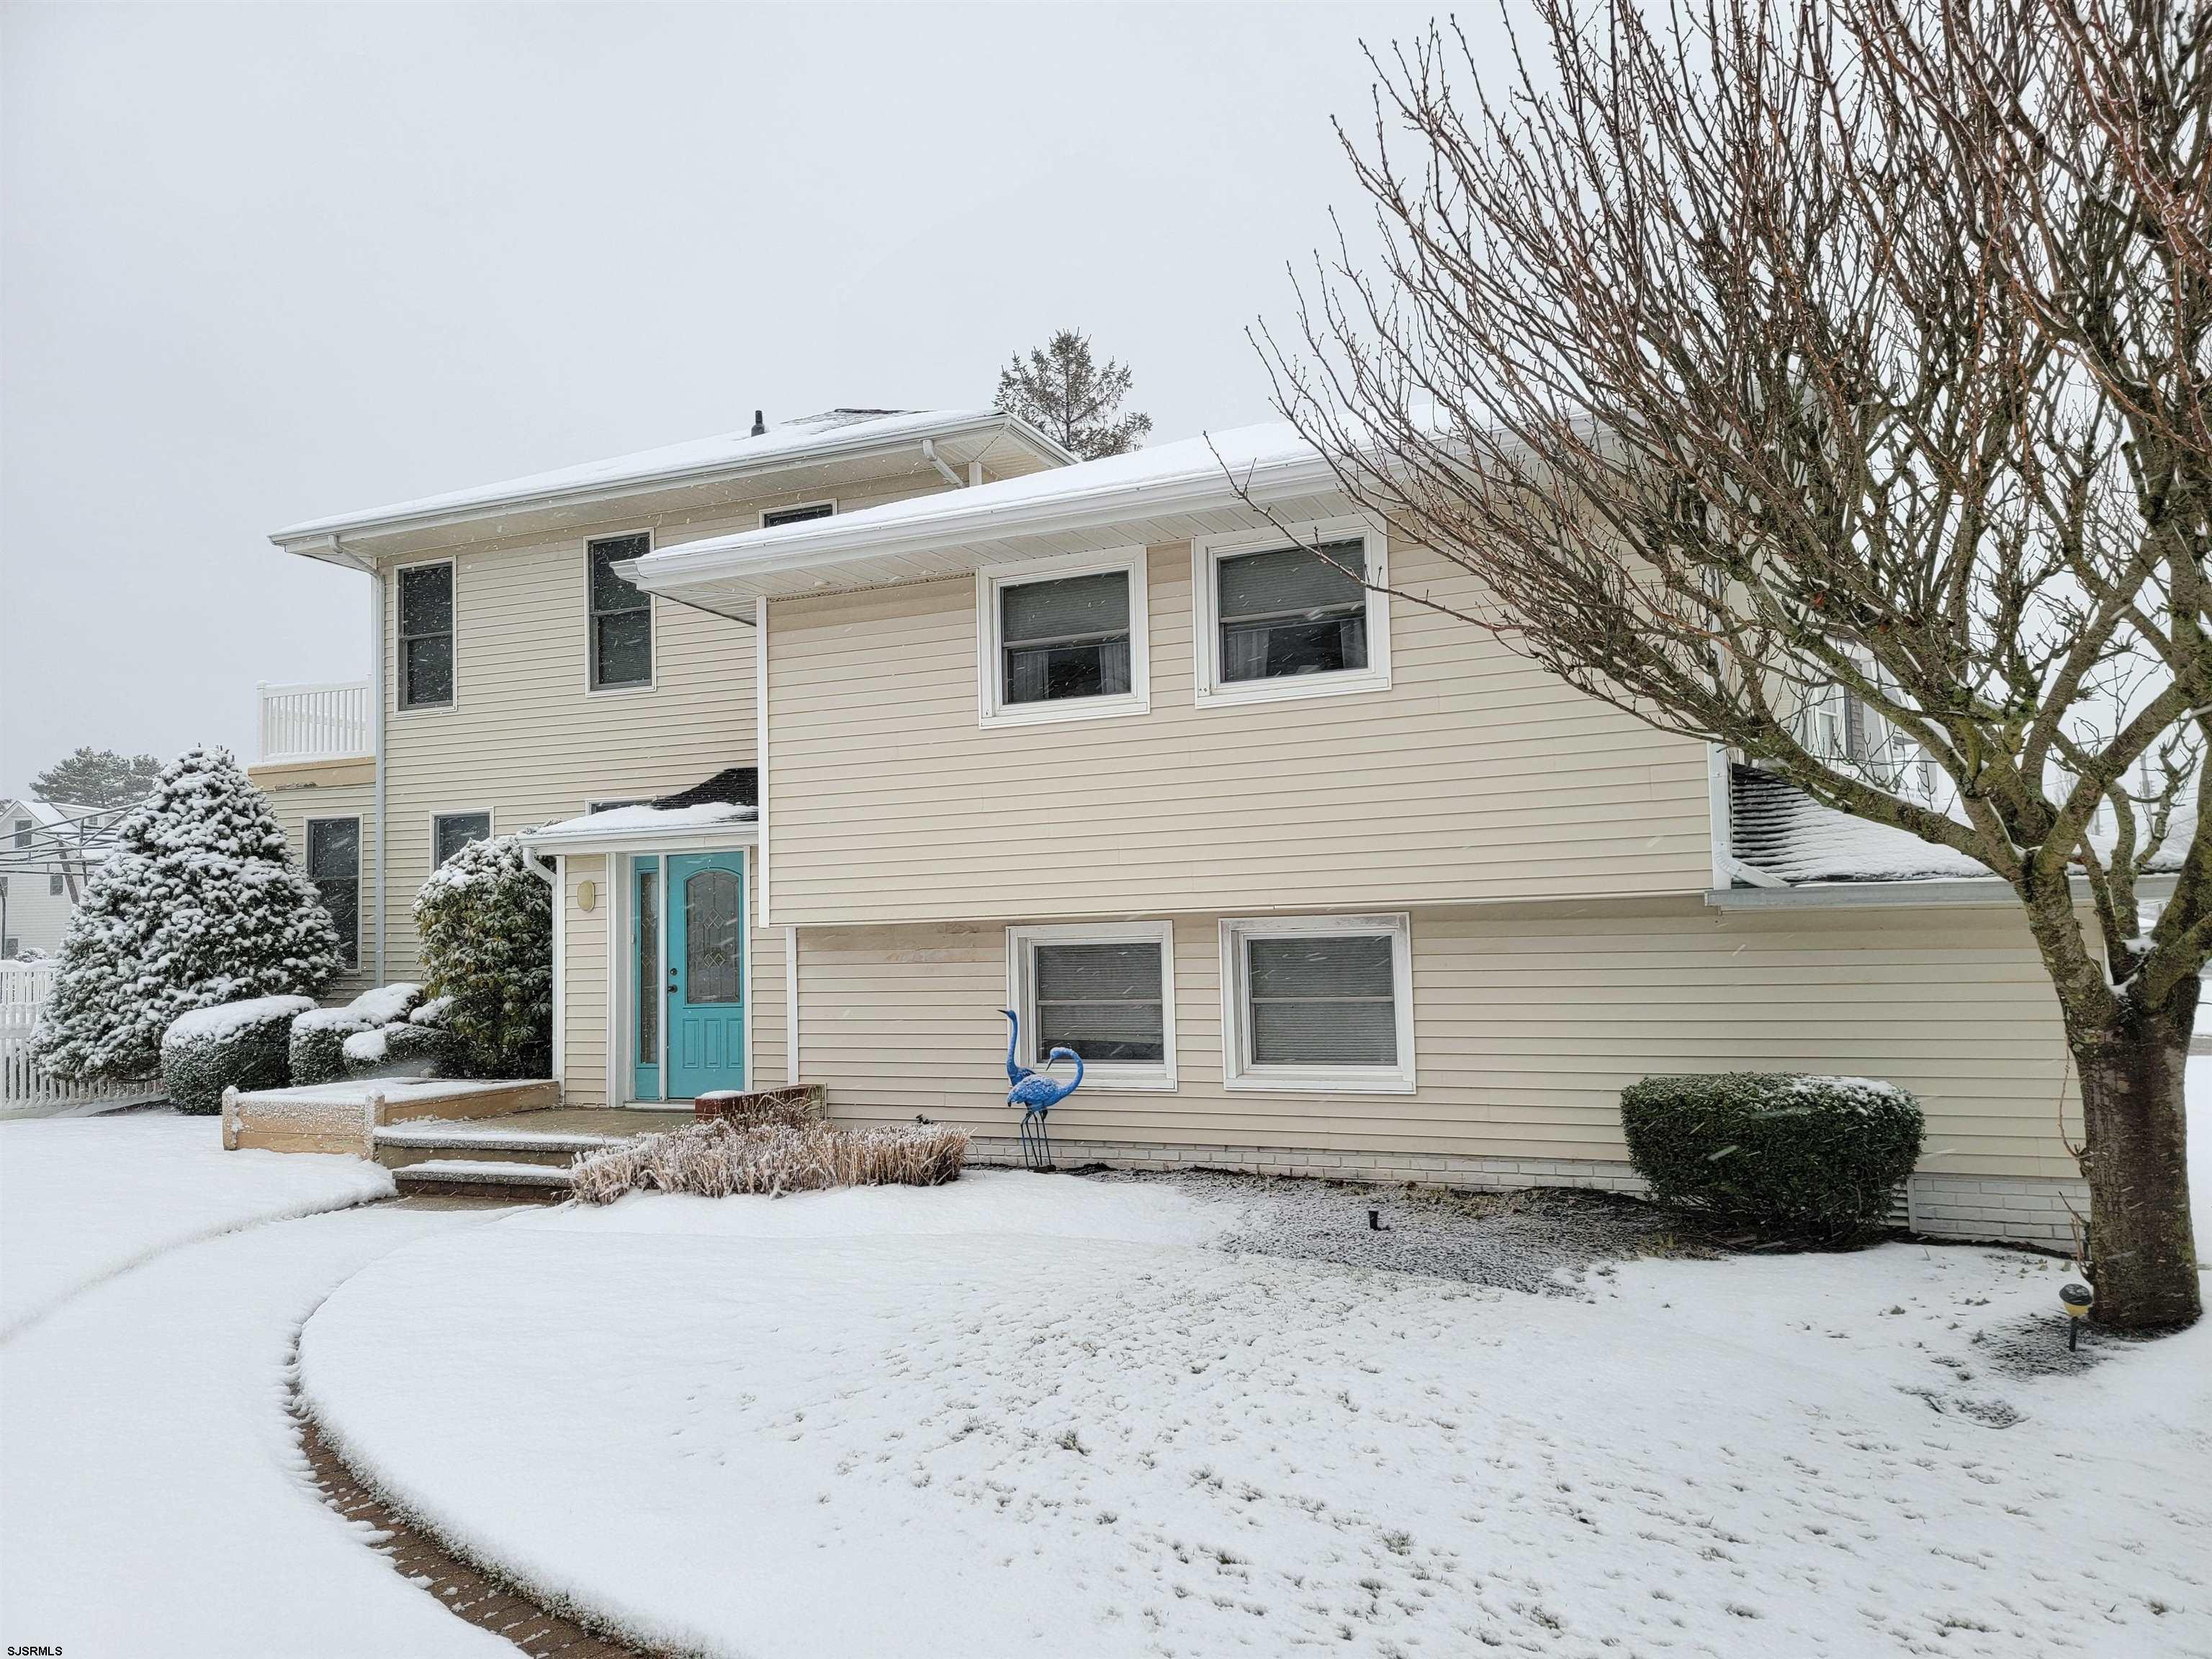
[571, 1118, 969, 1205]
[1621, 1073, 1924, 1238]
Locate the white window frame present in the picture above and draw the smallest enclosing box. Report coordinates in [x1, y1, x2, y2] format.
[393, 557, 458, 714]
[1218, 912, 1416, 1094]
[1192, 515, 1391, 708]
[976, 547, 1151, 729]
[304, 814, 363, 970]
[585, 529, 656, 697]
[1005, 920, 1177, 1091]
[760, 499, 836, 528]
[430, 809, 493, 870]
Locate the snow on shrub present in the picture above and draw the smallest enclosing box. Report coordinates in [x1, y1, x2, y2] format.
[340, 1020, 454, 1080]
[570, 1119, 969, 1204]
[161, 995, 314, 1114]
[413, 835, 551, 1079]
[32, 746, 342, 1083]
[289, 984, 425, 1085]
[1620, 1073, 1924, 1235]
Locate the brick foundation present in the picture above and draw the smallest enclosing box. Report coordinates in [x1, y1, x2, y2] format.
[966, 1135, 2087, 1248]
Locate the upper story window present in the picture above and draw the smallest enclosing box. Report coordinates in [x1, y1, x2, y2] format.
[49, 872, 65, 896]
[433, 811, 491, 868]
[761, 501, 834, 527]
[13, 819, 32, 850]
[1193, 518, 1390, 707]
[396, 562, 454, 710]
[588, 534, 653, 691]
[307, 817, 361, 969]
[976, 549, 1149, 728]
[1007, 921, 1176, 1090]
[1218, 913, 1415, 1094]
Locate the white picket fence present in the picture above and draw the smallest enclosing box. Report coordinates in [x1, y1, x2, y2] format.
[0, 963, 161, 1115]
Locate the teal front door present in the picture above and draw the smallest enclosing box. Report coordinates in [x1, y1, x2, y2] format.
[665, 852, 747, 1098]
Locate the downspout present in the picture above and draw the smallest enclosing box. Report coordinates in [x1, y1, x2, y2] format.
[366, 547, 387, 983]
[919, 438, 966, 490]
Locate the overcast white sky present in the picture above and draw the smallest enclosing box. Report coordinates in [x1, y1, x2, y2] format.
[0, 0, 1475, 796]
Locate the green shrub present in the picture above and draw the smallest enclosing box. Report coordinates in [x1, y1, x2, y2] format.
[1621, 1073, 1923, 1235]
[413, 836, 552, 1079]
[160, 995, 314, 1113]
[340, 1020, 456, 1079]
[289, 984, 424, 1084]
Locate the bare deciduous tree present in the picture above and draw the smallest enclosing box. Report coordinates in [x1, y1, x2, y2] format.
[1256, 0, 2208, 1327]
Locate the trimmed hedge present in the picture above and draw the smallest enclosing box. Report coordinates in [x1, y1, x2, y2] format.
[1621, 1073, 1923, 1235]
[340, 1020, 456, 1079]
[161, 995, 314, 1113]
[289, 984, 424, 1085]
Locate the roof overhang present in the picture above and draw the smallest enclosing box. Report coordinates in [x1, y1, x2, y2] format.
[620, 431, 1356, 612]
[269, 413, 1075, 569]
[518, 817, 760, 857]
[1705, 871, 2175, 910]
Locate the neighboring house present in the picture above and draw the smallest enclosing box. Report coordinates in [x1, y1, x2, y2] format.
[257, 409, 2091, 1244]
[0, 797, 114, 960]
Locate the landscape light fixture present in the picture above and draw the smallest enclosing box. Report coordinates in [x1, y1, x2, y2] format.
[2060, 1282, 2094, 1350]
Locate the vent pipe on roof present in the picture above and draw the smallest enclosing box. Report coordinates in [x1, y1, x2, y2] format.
[750, 410, 766, 436]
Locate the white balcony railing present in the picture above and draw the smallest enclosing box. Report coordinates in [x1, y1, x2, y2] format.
[258, 680, 372, 763]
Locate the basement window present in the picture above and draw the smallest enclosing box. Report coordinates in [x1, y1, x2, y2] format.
[1219, 914, 1415, 1093]
[1006, 920, 1176, 1089]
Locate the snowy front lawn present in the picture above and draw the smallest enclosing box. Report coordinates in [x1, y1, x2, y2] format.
[0, 1110, 392, 1338]
[300, 1173, 2211, 1659]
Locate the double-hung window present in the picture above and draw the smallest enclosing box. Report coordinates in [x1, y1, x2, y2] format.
[588, 534, 652, 691]
[433, 811, 491, 868]
[1194, 518, 1390, 706]
[397, 562, 455, 710]
[1219, 914, 1415, 1092]
[1007, 921, 1176, 1089]
[978, 550, 1149, 726]
[307, 817, 361, 968]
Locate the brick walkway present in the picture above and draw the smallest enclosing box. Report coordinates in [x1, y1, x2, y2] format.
[297, 1411, 657, 1658]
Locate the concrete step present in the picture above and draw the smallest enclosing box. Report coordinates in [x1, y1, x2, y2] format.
[372, 1109, 693, 1173]
[391, 1159, 575, 1202]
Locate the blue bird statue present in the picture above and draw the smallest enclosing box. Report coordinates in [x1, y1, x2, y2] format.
[999, 1010, 1083, 1170]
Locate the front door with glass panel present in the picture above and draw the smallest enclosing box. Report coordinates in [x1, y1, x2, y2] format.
[630, 851, 747, 1100]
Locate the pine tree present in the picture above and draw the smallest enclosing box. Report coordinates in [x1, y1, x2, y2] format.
[32, 747, 163, 808]
[32, 746, 342, 1081]
[414, 834, 553, 1079]
[994, 329, 1153, 460]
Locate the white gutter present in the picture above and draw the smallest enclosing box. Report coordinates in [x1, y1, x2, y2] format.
[1706, 871, 2176, 910]
[268, 413, 1076, 552]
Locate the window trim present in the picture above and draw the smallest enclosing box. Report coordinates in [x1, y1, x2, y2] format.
[585, 529, 656, 696]
[392, 557, 458, 714]
[760, 500, 836, 528]
[430, 809, 494, 871]
[1217, 912, 1416, 1094]
[1192, 516, 1391, 708]
[585, 796, 658, 814]
[976, 547, 1151, 729]
[1004, 920, 1177, 1091]
[305, 813, 363, 970]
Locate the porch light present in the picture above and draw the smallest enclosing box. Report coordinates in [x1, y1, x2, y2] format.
[577, 880, 598, 913]
[2060, 1282, 2093, 1350]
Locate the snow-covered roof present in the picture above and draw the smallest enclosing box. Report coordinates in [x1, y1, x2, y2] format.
[523, 767, 758, 852]
[269, 408, 1077, 550]
[1730, 764, 2193, 887]
[625, 421, 1345, 609]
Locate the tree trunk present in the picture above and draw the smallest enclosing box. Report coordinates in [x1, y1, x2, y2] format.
[2072, 989, 2202, 1331]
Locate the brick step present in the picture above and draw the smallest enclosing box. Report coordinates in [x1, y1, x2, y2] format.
[392, 1159, 575, 1202]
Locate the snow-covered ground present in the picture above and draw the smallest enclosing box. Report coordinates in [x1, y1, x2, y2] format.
[0, 1110, 392, 1338]
[302, 1172, 2212, 1659]
[0, 1200, 508, 1658]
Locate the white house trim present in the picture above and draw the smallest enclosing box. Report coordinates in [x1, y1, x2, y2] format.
[1004, 919, 1177, 1092]
[392, 557, 458, 714]
[974, 547, 1151, 729]
[583, 527, 657, 698]
[1217, 912, 1416, 1094]
[1191, 515, 1391, 709]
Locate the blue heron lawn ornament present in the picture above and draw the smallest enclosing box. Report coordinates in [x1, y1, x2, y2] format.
[1002, 1009, 1084, 1171]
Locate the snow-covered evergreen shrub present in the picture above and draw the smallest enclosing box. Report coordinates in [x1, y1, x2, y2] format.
[340, 1020, 454, 1079]
[289, 984, 424, 1085]
[413, 835, 552, 1079]
[32, 746, 343, 1082]
[1621, 1074, 1924, 1235]
[570, 1119, 968, 1204]
[160, 994, 313, 1113]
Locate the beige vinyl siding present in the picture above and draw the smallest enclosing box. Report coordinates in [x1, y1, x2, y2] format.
[376, 469, 950, 979]
[748, 914, 788, 1091]
[793, 897, 2079, 1182]
[262, 778, 377, 1002]
[562, 855, 608, 1107]
[766, 539, 1716, 925]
